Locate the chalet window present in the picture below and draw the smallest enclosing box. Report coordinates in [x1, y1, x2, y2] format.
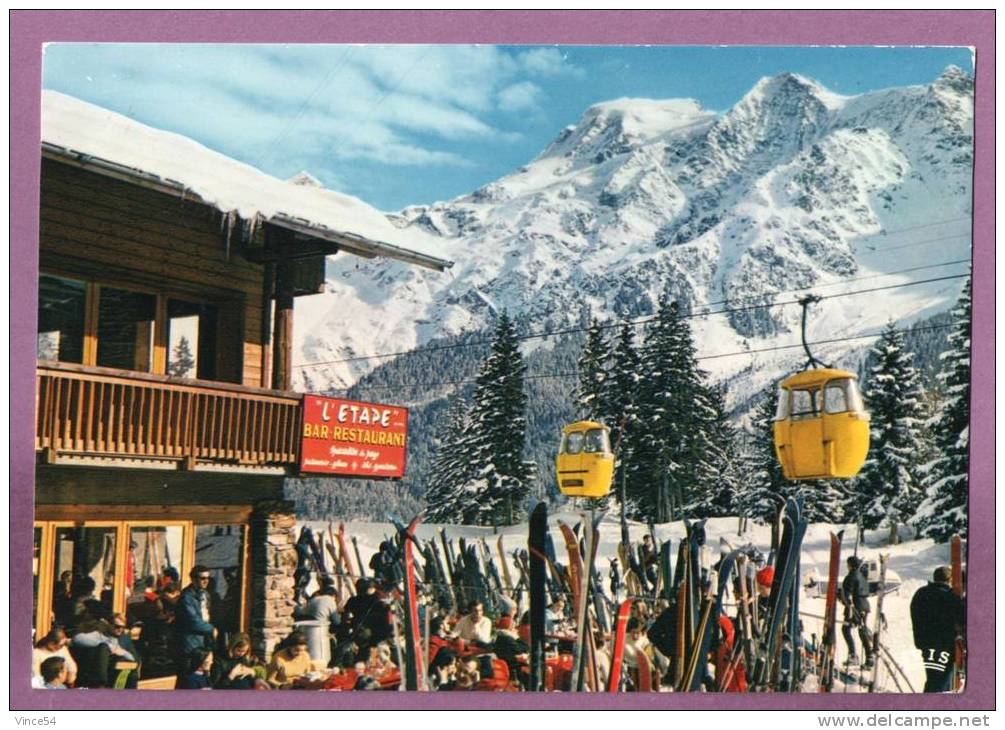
[51, 525, 119, 627]
[167, 299, 218, 381]
[96, 286, 157, 372]
[125, 525, 184, 609]
[195, 524, 247, 636]
[37, 271, 242, 383]
[37, 274, 86, 363]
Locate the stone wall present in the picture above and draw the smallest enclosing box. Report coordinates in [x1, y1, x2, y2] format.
[249, 499, 298, 661]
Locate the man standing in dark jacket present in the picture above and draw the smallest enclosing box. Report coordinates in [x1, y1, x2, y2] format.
[839, 556, 874, 667]
[175, 565, 217, 668]
[910, 566, 965, 693]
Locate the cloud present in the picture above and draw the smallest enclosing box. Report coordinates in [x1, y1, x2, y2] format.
[497, 81, 543, 112]
[517, 47, 585, 78]
[41, 43, 550, 177]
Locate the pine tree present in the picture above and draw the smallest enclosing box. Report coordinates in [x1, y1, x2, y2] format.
[575, 318, 610, 422]
[424, 395, 473, 524]
[623, 294, 708, 522]
[461, 312, 535, 526]
[914, 279, 971, 542]
[168, 335, 196, 378]
[686, 384, 745, 518]
[602, 322, 642, 455]
[855, 322, 929, 543]
[739, 388, 787, 523]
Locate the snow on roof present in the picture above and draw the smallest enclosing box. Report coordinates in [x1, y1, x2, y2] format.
[40, 90, 452, 270]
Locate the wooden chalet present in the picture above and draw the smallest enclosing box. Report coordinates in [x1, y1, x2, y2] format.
[32, 92, 452, 660]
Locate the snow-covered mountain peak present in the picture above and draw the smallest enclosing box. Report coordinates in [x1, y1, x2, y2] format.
[295, 69, 972, 406]
[749, 72, 848, 112]
[540, 97, 713, 164]
[934, 65, 973, 93]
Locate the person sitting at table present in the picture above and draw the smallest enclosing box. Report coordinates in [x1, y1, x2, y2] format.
[363, 642, 396, 678]
[451, 601, 493, 649]
[213, 632, 267, 690]
[265, 631, 324, 689]
[429, 647, 458, 690]
[491, 613, 528, 678]
[39, 656, 70, 689]
[178, 648, 214, 689]
[453, 656, 481, 690]
[545, 597, 567, 634]
[427, 616, 451, 664]
[622, 617, 655, 670]
[33, 628, 78, 688]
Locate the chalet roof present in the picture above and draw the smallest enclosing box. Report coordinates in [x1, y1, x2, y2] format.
[40, 90, 453, 272]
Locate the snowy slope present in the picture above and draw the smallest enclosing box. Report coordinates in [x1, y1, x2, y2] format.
[306, 513, 958, 693]
[293, 68, 973, 406]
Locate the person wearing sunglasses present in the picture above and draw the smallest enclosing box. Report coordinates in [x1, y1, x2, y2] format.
[175, 565, 218, 672]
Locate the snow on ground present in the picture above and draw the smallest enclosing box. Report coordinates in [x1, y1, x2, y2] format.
[305, 512, 956, 693]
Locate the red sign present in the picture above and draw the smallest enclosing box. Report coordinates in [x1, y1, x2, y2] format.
[299, 395, 409, 479]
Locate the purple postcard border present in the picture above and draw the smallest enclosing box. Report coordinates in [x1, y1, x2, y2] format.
[9, 10, 994, 712]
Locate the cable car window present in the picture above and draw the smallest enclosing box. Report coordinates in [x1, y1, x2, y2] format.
[790, 388, 819, 419]
[846, 380, 866, 413]
[824, 381, 850, 414]
[583, 429, 607, 453]
[774, 388, 790, 420]
[563, 432, 585, 455]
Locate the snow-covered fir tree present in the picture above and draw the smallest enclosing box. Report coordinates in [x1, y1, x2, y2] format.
[856, 322, 930, 542]
[623, 294, 712, 522]
[739, 388, 787, 523]
[574, 318, 611, 422]
[685, 384, 746, 518]
[462, 312, 535, 525]
[914, 279, 971, 542]
[424, 394, 474, 524]
[602, 322, 642, 457]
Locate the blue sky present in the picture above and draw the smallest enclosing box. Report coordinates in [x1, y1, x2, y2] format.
[42, 44, 973, 212]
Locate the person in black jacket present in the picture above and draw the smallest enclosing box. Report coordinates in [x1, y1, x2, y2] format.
[342, 578, 391, 652]
[910, 566, 965, 693]
[839, 556, 874, 667]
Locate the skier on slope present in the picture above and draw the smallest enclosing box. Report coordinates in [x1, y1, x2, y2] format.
[839, 556, 874, 668]
[910, 566, 965, 693]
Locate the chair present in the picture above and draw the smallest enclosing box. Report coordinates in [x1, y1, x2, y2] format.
[70, 643, 112, 688]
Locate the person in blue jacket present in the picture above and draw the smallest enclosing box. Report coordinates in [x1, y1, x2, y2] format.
[175, 565, 217, 669]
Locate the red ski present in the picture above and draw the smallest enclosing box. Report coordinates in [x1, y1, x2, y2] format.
[396, 516, 424, 691]
[819, 531, 843, 692]
[607, 599, 634, 692]
[558, 521, 584, 617]
[636, 650, 654, 692]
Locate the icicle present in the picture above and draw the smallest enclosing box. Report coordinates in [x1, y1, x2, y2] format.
[220, 210, 238, 261]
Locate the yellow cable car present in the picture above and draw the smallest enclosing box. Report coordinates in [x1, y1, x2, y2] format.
[772, 294, 870, 480]
[556, 421, 615, 498]
[773, 368, 870, 480]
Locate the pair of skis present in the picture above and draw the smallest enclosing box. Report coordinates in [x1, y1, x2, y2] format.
[752, 497, 808, 692]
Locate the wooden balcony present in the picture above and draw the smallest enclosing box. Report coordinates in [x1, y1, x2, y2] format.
[36, 362, 302, 469]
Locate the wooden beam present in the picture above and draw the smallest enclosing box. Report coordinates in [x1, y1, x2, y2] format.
[271, 260, 295, 392]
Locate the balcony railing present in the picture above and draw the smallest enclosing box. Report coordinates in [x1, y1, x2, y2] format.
[36, 362, 302, 468]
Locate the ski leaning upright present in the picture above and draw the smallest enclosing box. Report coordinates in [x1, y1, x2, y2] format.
[528, 502, 548, 692]
[950, 535, 966, 691]
[394, 516, 425, 691]
[752, 497, 808, 692]
[818, 530, 844, 692]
